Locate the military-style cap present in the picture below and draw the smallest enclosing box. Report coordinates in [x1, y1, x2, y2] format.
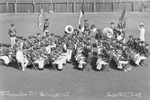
[11, 24, 15, 26]
[110, 22, 114, 24]
[97, 29, 102, 32]
[129, 35, 133, 38]
[145, 43, 149, 46]
[23, 38, 27, 41]
[37, 33, 41, 35]
[51, 33, 54, 36]
[28, 36, 32, 39]
[140, 41, 145, 43]
[137, 38, 140, 40]
[15, 38, 18, 41]
[85, 19, 88, 22]
[74, 29, 78, 32]
[46, 32, 50, 36]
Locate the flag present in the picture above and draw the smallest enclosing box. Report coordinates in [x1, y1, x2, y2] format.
[77, 4, 85, 32]
[120, 6, 127, 21]
[119, 6, 127, 28]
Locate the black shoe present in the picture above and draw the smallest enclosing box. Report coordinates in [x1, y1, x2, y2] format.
[58, 69, 63, 71]
[39, 68, 44, 71]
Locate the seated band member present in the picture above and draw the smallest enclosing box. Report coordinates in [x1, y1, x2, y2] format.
[53, 56, 64, 71]
[117, 45, 130, 71]
[0, 46, 11, 65]
[130, 49, 147, 66]
[16, 47, 29, 71]
[31, 49, 45, 70]
[139, 43, 150, 66]
[75, 47, 86, 70]
[96, 51, 108, 71]
[144, 43, 150, 58]
[127, 35, 134, 49]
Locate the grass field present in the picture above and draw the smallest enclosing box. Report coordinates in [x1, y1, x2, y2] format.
[0, 12, 150, 100]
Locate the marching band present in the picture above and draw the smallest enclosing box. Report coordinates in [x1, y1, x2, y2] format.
[0, 13, 150, 72]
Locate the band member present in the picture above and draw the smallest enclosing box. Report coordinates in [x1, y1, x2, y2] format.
[139, 41, 145, 55]
[22, 39, 30, 49]
[66, 39, 73, 63]
[73, 29, 79, 37]
[139, 23, 145, 41]
[43, 19, 49, 36]
[117, 45, 130, 71]
[117, 18, 125, 31]
[37, 8, 45, 33]
[28, 36, 35, 47]
[131, 48, 147, 66]
[127, 35, 134, 49]
[8, 24, 17, 47]
[82, 43, 93, 71]
[110, 22, 116, 39]
[16, 47, 29, 71]
[100, 46, 110, 71]
[110, 22, 115, 30]
[0, 46, 11, 65]
[144, 43, 150, 58]
[96, 47, 109, 71]
[95, 29, 102, 46]
[36, 33, 42, 42]
[75, 47, 86, 70]
[32, 49, 45, 70]
[52, 56, 64, 71]
[49, 33, 56, 48]
[84, 19, 89, 30]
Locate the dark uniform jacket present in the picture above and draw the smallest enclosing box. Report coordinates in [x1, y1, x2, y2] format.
[95, 32, 102, 40]
[8, 28, 17, 37]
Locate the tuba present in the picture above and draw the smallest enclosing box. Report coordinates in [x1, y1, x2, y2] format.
[65, 25, 74, 34]
[103, 27, 114, 39]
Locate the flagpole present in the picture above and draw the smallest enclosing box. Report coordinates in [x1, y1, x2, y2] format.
[82, 0, 85, 28]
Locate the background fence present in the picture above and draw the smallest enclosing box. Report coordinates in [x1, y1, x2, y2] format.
[0, 0, 150, 13]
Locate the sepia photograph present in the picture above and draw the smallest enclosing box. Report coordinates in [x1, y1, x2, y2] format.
[0, 0, 150, 100]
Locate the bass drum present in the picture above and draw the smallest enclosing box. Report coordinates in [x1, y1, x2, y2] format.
[103, 27, 114, 39]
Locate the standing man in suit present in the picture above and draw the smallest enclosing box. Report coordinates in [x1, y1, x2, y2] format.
[37, 8, 45, 34]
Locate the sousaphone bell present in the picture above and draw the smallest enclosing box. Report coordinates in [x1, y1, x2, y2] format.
[65, 25, 74, 34]
[103, 27, 114, 39]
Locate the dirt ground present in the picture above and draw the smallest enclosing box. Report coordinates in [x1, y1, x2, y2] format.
[0, 12, 150, 100]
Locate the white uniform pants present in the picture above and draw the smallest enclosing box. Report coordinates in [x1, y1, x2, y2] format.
[10, 37, 16, 46]
[0, 56, 10, 65]
[18, 58, 29, 71]
[34, 58, 45, 69]
[67, 49, 72, 62]
[53, 59, 64, 70]
[117, 61, 128, 69]
[96, 59, 107, 70]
